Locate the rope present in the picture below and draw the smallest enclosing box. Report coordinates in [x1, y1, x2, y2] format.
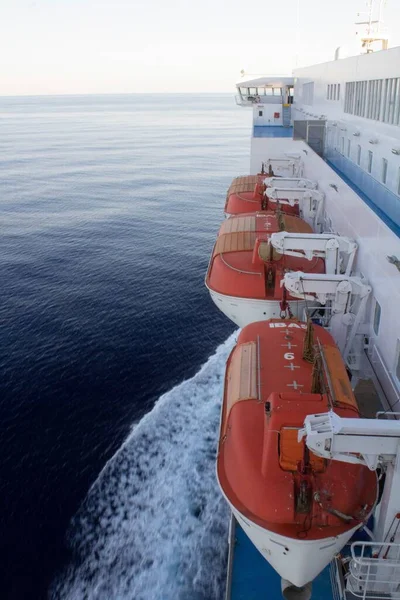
[311, 351, 322, 393]
[277, 206, 285, 231]
[220, 253, 262, 276]
[236, 193, 259, 203]
[303, 317, 315, 363]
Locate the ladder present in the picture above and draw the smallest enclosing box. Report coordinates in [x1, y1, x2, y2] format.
[282, 104, 291, 127]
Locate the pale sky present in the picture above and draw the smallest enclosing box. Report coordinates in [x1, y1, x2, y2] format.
[1, 0, 400, 96]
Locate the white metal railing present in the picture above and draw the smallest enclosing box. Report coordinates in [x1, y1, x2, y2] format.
[330, 558, 344, 600]
[347, 541, 400, 599]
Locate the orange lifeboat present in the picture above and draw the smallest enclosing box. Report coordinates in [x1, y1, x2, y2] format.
[225, 174, 299, 217]
[217, 319, 377, 588]
[205, 212, 324, 326]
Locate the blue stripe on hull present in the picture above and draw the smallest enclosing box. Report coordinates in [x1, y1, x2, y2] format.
[254, 126, 294, 138]
[230, 524, 334, 600]
[326, 149, 400, 237]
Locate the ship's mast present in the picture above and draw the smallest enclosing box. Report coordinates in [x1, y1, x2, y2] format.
[355, 0, 388, 53]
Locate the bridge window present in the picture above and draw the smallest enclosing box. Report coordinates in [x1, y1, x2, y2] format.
[347, 139, 351, 158]
[373, 300, 381, 335]
[357, 145, 362, 166]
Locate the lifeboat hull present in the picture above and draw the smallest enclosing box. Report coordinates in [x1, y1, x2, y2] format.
[208, 289, 309, 326]
[226, 505, 361, 588]
[225, 195, 299, 217]
[217, 320, 377, 588]
[224, 174, 300, 216]
[205, 212, 323, 326]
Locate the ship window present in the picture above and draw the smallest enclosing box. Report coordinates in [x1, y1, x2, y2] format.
[347, 139, 351, 158]
[382, 158, 388, 184]
[383, 79, 390, 123]
[368, 151, 373, 174]
[345, 82, 355, 113]
[355, 81, 365, 116]
[249, 88, 258, 95]
[259, 110, 263, 117]
[395, 80, 400, 125]
[264, 87, 273, 95]
[357, 145, 361, 166]
[337, 84, 340, 100]
[373, 300, 381, 335]
[273, 88, 282, 96]
[327, 84, 330, 99]
[395, 341, 400, 383]
[340, 137, 345, 154]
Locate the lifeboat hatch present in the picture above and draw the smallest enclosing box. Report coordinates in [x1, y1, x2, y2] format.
[279, 427, 325, 472]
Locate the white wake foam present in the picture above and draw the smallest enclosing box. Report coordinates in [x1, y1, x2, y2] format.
[51, 333, 237, 600]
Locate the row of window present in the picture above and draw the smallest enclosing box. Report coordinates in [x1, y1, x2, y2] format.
[327, 83, 340, 101]
[344, 78, 400, 125]
[302, 82, 314, 105]
[338, 136, 400, 192]
[239, 86, 283, 97]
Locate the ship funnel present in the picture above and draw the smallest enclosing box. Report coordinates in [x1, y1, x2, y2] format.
[281, 579, 312, 600]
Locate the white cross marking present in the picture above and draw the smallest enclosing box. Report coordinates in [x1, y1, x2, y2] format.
[287, 381, 304, 390]
[281, 342, 297, 349]
[284, 363, 300, 371]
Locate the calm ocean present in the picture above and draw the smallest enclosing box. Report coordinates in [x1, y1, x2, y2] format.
[0, 94, 251, 599]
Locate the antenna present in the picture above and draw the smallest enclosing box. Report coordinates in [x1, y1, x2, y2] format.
[295, 0, 300, 68]
[355, 0, 389, 53]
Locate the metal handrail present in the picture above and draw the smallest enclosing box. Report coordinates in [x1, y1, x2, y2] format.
[347, 541, 400, 600]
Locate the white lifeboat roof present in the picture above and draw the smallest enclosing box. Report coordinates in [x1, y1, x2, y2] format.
[236, 74, 294, 88]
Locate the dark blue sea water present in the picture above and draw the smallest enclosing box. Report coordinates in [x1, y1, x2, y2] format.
[0, 94, 251, 599]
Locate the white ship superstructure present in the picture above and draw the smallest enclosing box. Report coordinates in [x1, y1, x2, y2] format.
[294, 45, 400, 234]
[234, 43, 400, 414]
[211, 8, 400, 599]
